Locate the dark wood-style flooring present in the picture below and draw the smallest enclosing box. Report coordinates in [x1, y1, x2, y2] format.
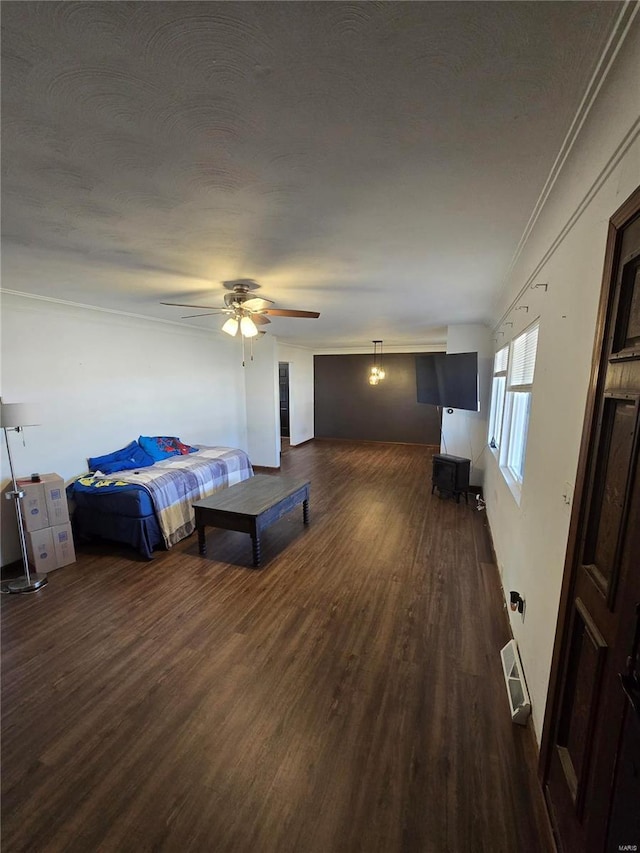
[1, 440, 554, 852]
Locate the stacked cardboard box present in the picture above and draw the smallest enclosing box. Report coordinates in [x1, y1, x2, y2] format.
[17, 474, 76, 573]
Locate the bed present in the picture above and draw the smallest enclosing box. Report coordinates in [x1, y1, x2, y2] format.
[68, 446, 254, 559]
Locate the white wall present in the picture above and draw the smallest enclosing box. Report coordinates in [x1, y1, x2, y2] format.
[244, 334, 280, 467]
[485, 17, 640, 741]
[1, 293, 248, 564]
[441, 323, 492, 487]
[277, 343, 314, 446]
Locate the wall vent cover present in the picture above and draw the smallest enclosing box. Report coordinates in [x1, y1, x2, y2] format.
[500, 639, 531, 725]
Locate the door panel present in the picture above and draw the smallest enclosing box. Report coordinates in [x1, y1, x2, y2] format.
[542, 187, 640, 853]
[556, 599, 607, 814]
[613, 261, 640, 357]
[583, 395, 639, 600]
[606, 706, 640, 853]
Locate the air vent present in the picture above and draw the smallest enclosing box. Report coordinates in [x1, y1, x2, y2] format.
[500, 639, 531, 725]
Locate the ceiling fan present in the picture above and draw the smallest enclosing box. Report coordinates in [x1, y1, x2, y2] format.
[161, 279, 320, 339]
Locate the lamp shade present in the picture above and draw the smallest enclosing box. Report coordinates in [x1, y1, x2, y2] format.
[222, 317, 239, 337]
[0, 402, 40, 428]
[240, 316, 258, 337]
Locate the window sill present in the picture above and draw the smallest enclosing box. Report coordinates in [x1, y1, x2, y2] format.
[487, 444, 523, 506]
[500, 465, 523, 506]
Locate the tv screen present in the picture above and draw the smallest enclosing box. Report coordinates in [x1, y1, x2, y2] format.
[415, 352, 478, 411]
[415, 353, 445, 407]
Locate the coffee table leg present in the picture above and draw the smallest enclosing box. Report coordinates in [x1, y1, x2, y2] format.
[252, 535, 262, 567]
[198, 526, 206, 555]
[303, 498, 310, 525]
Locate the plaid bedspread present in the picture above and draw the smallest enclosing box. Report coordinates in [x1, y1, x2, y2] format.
[72, 446, 253, 548]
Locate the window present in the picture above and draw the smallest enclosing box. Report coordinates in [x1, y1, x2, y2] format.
[488, 346, 508, 450]
[503, 391, 531, 481]
[488, 321, 539, 494]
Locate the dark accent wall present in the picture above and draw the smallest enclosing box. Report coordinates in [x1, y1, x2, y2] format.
[314, 353, 441, 444]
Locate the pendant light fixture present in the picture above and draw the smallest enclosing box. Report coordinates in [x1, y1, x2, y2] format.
[368, 340, 386, 385]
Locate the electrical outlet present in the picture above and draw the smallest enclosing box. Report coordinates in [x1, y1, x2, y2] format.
[509, 591, 525, 622]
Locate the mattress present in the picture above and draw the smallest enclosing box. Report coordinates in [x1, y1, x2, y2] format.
[68, 445, 254, 558]
[72, 485, 154, 518]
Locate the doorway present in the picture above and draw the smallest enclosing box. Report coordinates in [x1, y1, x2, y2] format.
[541, 186, 640, 853]
[279, 362, 290, 439]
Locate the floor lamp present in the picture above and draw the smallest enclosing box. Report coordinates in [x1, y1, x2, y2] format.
[1, 402, 47, 593]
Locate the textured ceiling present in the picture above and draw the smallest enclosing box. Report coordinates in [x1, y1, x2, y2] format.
[1, 1, 623, 347]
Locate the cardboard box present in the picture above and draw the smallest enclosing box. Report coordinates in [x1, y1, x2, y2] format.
[52, 522, 76, 569]
[25, 523, 76, 573]
[25, 527, 57, 573]
[18, 481, 49, 531]
[43, 475, 69, 526]
[17, 474, 69, 531]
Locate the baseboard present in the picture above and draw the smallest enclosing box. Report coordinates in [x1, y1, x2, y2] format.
[314, 437, 439, 448]
[253, 465, 281, 473]
[481, 509, 498, 568]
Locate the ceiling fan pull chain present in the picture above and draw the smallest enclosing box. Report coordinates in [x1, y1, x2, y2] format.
[242, 334, 246, 368]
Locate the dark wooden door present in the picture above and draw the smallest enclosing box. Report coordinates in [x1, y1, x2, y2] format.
[542, 187, 640, 853]
[279, 362, 290, 437]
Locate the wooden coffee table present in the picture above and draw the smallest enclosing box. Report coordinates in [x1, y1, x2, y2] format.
[193, 474, 310, 567]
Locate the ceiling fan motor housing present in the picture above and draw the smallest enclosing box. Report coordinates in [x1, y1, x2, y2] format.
[223, 279, 260, 292]
[224, 280, 260, 308]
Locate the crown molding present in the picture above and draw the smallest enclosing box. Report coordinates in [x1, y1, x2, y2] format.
[503, 1, 639, 288]
[493, 1, 640, 334]
[0, 289, 225, 336]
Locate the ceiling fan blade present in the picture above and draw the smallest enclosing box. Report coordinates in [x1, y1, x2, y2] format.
[243, 296, 274, 309]
[180, 310, 231, 319]
[161, 302, 225, 310]
[251, 314, 271, 325]
[260, 308, 320, 318]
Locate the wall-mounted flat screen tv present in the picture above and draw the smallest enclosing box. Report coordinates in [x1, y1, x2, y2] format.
[415, 352, 479, 411]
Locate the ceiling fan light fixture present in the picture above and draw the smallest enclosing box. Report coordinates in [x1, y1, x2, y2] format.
[240, 315, 258, 338]
[160, 281, 319, 365]
[222, 317, 239, 337]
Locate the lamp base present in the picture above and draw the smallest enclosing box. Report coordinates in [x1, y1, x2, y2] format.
[7, 573, 48, 593]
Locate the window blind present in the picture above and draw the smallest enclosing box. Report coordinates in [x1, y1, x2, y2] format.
[494, 346, 508, 374]
[508, 323, 539, 389]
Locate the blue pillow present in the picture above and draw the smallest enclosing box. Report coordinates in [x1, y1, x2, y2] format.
[88, 440, 155, 474]
[138, 436, 198, 461]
